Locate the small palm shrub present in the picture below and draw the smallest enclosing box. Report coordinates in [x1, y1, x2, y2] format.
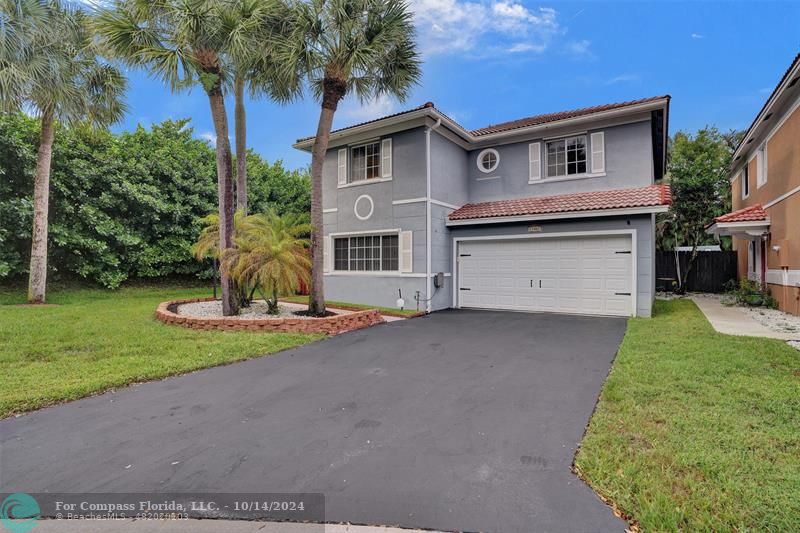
[220, 210, 311, 315]
[723, 278, 778, 309]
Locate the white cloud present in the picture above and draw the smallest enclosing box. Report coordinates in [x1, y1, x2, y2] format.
[691, 33, 704, 39]
[564, 39, 592, 58]
[199, 131, 217, 144]
[508, 42, 545, 53]
[338, 94, 399, 123]
[604, 73, 640, 85]
[411, 0, 563, 56]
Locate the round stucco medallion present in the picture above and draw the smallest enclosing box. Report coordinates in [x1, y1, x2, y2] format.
[354, 194, 374, 221]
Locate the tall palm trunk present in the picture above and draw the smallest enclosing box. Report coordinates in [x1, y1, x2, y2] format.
[308, 78, 345, 316]
[207, 88, 239, 316]
[27, 109, 55, 304]
[234, 75, 247, 214]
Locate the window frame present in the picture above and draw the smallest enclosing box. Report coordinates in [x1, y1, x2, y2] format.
[545, 134, 588, 178]
[477, 148, 500, 173]
[332, 233, 400, 272]
[741, 165, 750, 199]
[349, 140, 382, 184]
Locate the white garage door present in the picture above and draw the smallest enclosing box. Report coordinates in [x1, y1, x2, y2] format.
[457, 234, 634, 317]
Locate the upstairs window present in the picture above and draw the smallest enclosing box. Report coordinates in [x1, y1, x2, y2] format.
[350, 141, 381, 183]
[546, 135, 587, 177]
[742, 165, 750, 199]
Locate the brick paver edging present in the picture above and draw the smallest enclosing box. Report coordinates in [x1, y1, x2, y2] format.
[155, 298, 385, 335]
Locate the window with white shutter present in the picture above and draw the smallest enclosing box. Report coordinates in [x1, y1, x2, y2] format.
[756, 146, 767, 187]
[337, 149, 347, 186]
[590, 132, 605, 174]
[528, 142, 541, 181]
[381, 138, 392, 178]
[399, 231, 413, 273]
[323, 235, 332, 273]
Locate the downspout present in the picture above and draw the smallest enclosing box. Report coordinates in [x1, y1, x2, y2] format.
[425, 118, 442, 313]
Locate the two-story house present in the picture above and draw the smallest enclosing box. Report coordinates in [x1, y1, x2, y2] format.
[294, 96, 671, 317]
[708, 53, 800, 315]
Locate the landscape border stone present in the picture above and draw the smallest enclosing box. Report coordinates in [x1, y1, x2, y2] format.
[156, 297, 385, 335]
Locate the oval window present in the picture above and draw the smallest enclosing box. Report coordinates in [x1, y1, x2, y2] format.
[477, 148, 499, 173]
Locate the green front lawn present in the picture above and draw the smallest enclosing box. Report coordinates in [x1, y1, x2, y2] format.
[0, 285, 321, 418]
[576, 299, 800, 531]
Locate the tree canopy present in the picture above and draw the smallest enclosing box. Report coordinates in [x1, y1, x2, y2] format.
[0, 112, 311, 287]
[658, 126, 736, 252]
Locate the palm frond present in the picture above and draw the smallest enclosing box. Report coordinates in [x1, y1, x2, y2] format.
[219, 210, 311, 302]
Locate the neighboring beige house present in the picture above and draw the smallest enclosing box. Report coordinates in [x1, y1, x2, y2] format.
[709, 53, 800, 315]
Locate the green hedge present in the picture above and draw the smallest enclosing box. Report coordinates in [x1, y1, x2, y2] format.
[0, 113, 310, 288]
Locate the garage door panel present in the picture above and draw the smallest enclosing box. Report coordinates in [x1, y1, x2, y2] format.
[458, 235, 633, 317]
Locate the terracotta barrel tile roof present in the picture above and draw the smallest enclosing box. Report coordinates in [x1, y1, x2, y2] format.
[448, 184, 671, 222]
[713, 204, 768, 223]
[470, 96, 669, 136]
[296, 96, 670, 144]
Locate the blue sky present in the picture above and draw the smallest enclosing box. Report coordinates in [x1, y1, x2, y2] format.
[115, 1, 800, 170]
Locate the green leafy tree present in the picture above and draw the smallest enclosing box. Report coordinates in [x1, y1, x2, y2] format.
[281, 0, 422, 315]
[220, 210, 310, 314]
[97, 0, 245, 314]
[661, 126, 736, 291]
[0, 0, 127, 302]
[0, 113, 311, 287]
[247, 155, 311, 217]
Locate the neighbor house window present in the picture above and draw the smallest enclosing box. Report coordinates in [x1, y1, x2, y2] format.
[742, 165, 749, 198]
[333, 234, 399, 271]
[350, 141, 381, 183]
[546, 135, 587, 177]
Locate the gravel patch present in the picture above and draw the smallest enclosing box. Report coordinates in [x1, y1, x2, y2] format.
[743, 306, 800, 337]
[655, 292, 688, 301]
[177, 300, 353, 320]
[788, 341, 800, 352]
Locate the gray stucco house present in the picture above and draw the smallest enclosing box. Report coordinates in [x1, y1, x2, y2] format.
[293, 96, 671, 317]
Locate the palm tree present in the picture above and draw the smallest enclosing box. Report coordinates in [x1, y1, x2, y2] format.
[220, 0, 299, 215]
[281, 0, 421, 315]
[220, 210, 311, 314]
[96, 0, 247, 315]
[0, 0, 128, 303]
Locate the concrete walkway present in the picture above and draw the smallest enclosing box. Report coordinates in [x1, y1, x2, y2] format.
[691, 295, 800, 340]
[20, 520, 432, 533]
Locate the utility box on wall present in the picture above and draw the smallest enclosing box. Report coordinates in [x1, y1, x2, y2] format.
[773, 239, 791, 268]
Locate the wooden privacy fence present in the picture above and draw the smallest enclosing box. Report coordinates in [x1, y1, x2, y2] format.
[655, 251, 738, 293]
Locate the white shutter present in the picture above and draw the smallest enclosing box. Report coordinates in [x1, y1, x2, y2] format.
[323, 235, 332, 273]
[756, 147, 768, 187]
[381, 138, 392, 178]
[337, 148, 347, 186]
[590, 132, 605, 174]
[528, 142, 541, 181]
[399, 231, 413, 273]
[755, 150, 763, 186]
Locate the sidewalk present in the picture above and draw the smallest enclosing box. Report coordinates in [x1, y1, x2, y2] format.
[24, 520, 434, 533]
[690, 295, 800, 340]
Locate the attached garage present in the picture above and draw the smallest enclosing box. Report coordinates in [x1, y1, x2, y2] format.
[455, 233, 635, 317]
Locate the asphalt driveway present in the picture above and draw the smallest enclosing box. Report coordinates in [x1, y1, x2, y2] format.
[1, 310, 627, 532]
